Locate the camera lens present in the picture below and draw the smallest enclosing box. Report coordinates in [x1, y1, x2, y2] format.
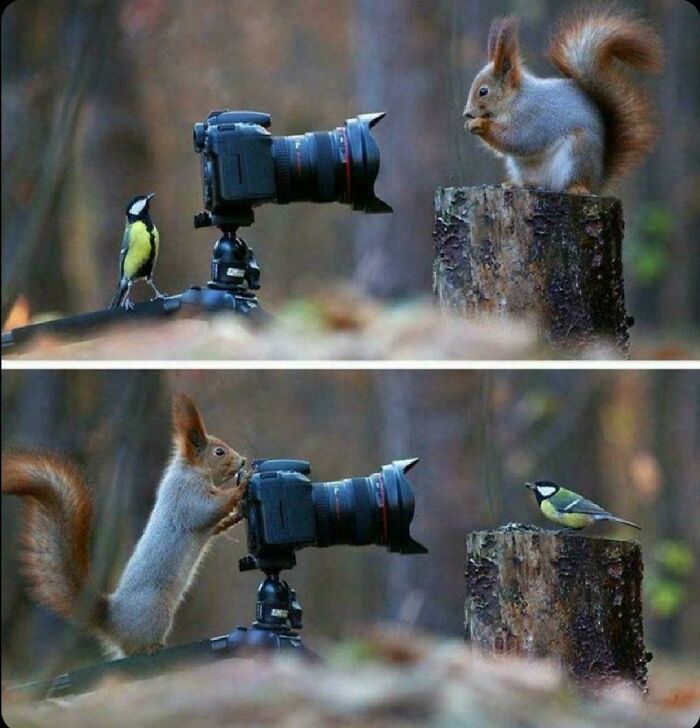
[271, 113, 392, 214]
[311, 459, 427, 554]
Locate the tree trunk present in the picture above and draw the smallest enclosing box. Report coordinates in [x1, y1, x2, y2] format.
[375, 371, 482, 634]
[464, 526, 650, 690]
[434, 186, 630, 356]
[353, 0, 450, 298]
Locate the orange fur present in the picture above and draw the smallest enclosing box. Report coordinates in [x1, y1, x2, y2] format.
[172, 393, 207, 464]
[1, 450, 105, 628]
[469, 118, 511, 154]
[2, 396, 247, 656]
[567, 184, 591, 195]
[548, 8, 663, 186]
[489, 16, 521, 87]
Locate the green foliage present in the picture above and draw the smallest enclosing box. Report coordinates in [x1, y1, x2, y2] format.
[646, 540, 694, 619]
[279, 298, 328, 330]
[648, 578, 686, 618]
[626, 203, 674, 285]
[329, 638, 379, 666]
[655, 541, 694, 576]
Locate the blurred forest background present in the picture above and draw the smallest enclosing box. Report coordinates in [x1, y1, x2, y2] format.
[2, 369, 698, 683]
[2, 0, 699, 355]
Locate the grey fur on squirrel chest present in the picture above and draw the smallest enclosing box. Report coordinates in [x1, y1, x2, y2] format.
[464, 526, 650, 691]
[433, 185, 630, 357]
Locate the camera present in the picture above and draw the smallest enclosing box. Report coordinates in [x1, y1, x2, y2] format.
[14, 457, 427, 694]
[1, 112, 394, 346]
[240, 458, 427, 572]
[193, 110, 392, 228]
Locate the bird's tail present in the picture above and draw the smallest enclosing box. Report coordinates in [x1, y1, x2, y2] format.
[110, 282, 126, 309]
[600, 513, 641, 530]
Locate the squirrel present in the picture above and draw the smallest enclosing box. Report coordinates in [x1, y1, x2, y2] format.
[463, 9, 663, 194]
[1, 393, 249, 658]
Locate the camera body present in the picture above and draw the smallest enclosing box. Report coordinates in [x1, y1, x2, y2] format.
[193, 110, 392, 229]
[244, 460, 316, 560]
[241, 458, 427, 573]
[194, 111, 276, 228]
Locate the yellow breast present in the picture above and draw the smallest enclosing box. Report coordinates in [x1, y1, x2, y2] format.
[540, 500, 594, 529]
[123, 222, 158, 279]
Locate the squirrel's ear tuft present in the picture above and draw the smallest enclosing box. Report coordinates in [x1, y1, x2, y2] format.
[172, 394, 207, 462]
[487, 17, 506, 60]
[490, 16, 521, 86]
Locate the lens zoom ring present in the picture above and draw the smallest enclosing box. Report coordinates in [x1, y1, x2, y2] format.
[311, 132, 336, 202]
[313, 486, 332, 547]
[350, 479, 373, 544]
[272, 139, 292, 203]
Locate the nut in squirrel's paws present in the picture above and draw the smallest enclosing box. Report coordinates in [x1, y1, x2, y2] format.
[467, 117, 489, 135]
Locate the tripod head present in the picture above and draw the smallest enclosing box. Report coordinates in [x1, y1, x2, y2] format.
[238, 552, 303, 636]
[193, 212, 262, 305]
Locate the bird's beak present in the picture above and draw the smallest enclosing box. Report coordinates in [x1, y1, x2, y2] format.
[524, 482, 536, 490]
[146, 192, 155, 201]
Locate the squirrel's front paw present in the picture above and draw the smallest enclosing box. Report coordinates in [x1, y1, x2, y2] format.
[213, 509, 243, 535]
[235, 467, 251, 495]
[467, 117, 490, 135]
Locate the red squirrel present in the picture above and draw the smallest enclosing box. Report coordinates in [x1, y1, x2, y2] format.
[463, 9, 663, 194]
[2, 393, 249, 657]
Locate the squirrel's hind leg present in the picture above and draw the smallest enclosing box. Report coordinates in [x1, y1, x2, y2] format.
[562, 129, 601, 195]
[504, 157, 524, 187]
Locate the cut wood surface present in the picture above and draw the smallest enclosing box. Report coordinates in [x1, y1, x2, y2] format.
[465, 525, 650, 690]
[434, 186, 630, 356]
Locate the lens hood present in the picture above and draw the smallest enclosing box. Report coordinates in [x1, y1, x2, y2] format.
[345, 113, 393, 214]
[381, 458, 428, 554]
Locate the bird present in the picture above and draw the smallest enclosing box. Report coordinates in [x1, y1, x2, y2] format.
[110, 193, 163, 309]
[525, 481, 641, 530]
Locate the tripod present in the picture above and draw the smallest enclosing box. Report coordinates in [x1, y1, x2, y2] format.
[225, 569, 314, 655]
[11, 557, 315, 699]
[1, 224, 268, 351]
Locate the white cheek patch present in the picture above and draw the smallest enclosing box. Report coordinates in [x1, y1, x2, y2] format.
[536, 486, 557, 498]
[129, 198, 148, 216]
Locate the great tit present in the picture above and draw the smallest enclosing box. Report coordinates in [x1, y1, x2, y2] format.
[110, 193, 163, 309]
[525, 481, 641, 530]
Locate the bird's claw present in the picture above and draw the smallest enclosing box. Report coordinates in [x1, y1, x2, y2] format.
[147, 281, 166, 300]
[121, 298, 135, 311]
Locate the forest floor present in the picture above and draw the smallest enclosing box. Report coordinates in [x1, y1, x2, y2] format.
[3, 632, 698, 728]
[5, 292, 697, 361]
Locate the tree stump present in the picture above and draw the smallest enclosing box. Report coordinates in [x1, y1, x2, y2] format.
[433, 186, 630, 356]
[464, 526, 650, 690]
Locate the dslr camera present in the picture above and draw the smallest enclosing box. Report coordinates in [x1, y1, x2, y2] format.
[193, 110, 392, 229]
[239, 457, 427, 573]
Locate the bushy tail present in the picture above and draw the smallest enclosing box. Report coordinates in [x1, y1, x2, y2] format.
[548, 8, 663, 187]
[2, 450, 109, 633]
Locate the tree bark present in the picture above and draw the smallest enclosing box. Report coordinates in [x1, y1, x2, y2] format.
[434, 186, 630, 356]
[465, 526, 650, 690]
